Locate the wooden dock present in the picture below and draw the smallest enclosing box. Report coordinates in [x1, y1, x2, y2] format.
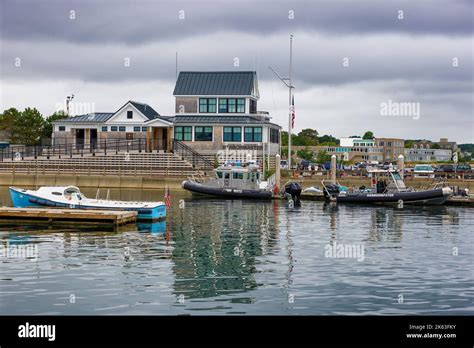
[0, 207, 137, 226]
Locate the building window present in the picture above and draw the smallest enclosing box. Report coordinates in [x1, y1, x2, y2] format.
[223, 127, 241, 142]
[133, 126, 141, 132]
[244, 127, 262, 142]
[218, 98, 245, 113]
[119, 126, 126, 132]
[111, 126, 118, 132]
[142, 127, 147, 132]
[194, 126, 213, 141]
[58, 126, 66, 131]
[101, 126, 107, 132]
[270, 128, 279, 143]
[127, 111, 133, 119]
[175, 126, 192, 141]
[199, 98, 216, 113]
[250, 99, 257, 113]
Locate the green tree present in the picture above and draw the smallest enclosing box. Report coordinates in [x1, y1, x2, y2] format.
[404, 140, 414, 148]
[0, 108, 21, 141]
[41, 110, 68, 139]
[362, 131, 374, 140]
[296, 147, 314, 161]
[316, 150, 332, 164]
[12, 108, 45, 145]
[318, 134, 339, 145]
[430, 143, 440, 149]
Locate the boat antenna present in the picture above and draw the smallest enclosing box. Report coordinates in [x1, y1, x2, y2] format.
[269, 34, 294, 169]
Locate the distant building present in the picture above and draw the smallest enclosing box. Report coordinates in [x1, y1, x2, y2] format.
[339, 137, 375, 147]
[52, 71, 281, 158]
[404, 148, 452, 162]
[436, 138, 458, 152]
[374, 138, 404, 162]
[308, 145, 383, 163]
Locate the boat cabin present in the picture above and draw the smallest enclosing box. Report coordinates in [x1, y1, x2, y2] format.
[367, 169, 407, 193]
[213, 164, 262, 190]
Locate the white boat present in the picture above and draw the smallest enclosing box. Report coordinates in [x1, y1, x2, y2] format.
[9, 186, 166, 221]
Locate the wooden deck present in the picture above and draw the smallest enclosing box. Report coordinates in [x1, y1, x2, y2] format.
[0, 207, 137, 226]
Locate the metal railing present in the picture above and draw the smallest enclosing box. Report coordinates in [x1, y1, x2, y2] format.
[0, 138, 170, 162]
[172, 139, 213, 169]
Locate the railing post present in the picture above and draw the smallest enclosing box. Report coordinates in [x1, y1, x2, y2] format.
[139, 139, 142, 153]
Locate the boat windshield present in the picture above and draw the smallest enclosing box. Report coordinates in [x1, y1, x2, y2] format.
[391, 172, 402, 181]
[64, 187, 82, 199]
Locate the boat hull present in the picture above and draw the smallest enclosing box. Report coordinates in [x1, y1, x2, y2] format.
[182, 180, 272, 199]
[329, 188, 450, 205]
[9, 187, 166, 221]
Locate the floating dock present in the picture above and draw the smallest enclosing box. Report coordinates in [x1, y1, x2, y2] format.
[0, 207, 137, 226]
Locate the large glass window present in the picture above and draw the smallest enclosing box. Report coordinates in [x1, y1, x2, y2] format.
[270, 128, 279, 143]
[250, 99, 257, 113]
[111, 126, 118, 132]
[223, 127, 241, 142]
[194, 126, 213, 141]
[119, 126, 126, 132]
[101, 126, 108, 132]
[244, 127, 262, 142]
[199, 98, 216, 113]
[58, 126, 66, 131]
[175, 126, 192, 141]
[218, 98, 245, 113]
[237, 99, 245, 113]
[133, 126, 140, 132]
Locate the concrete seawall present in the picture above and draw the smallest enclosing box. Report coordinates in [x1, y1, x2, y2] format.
[1, 173, 473, 191]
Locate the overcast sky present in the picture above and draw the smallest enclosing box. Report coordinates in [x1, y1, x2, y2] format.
[1, 0, 472, 142]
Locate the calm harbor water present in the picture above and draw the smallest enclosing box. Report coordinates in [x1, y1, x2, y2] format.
[0, 187, 472, 315]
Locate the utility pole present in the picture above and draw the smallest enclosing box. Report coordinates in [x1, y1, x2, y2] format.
[269, 34, 294, 169]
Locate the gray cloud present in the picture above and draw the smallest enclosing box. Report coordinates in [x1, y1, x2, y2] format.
[0, 0, 472, 143]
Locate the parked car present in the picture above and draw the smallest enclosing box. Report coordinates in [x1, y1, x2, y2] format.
[280, 160, 289, 170]
[0, 142, 10, 150]
[455, 163, 472, 174]
[298, 160, 310, 170]
[437, 164, 455, 172]
[413, 164, 435, 179]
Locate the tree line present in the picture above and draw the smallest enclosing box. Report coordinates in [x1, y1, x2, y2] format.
[0, 108, 68, 146]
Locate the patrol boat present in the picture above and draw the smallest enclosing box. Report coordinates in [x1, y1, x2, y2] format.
[322, 169, 452, 205]
[182, 161, 273, 199]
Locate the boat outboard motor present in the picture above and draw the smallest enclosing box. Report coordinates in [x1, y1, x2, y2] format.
[323, 183, 340, 201]
[285, 182, 302, 206]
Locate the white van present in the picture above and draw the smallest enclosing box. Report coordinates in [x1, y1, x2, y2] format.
[413, 164, 435, 179]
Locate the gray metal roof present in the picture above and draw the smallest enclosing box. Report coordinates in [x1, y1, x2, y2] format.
[172, 115, 281, 128]
[57, 113, 114, 123]
[173, 71, 257, 96]
[128, 101, 159, 120]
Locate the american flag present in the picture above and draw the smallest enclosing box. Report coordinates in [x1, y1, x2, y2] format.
[165, 187, 171, 209]
[290, 95, 295, 129]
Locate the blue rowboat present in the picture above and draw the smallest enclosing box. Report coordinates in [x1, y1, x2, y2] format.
[9, 186, 166, 221]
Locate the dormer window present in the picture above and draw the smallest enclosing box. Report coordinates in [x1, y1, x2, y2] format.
[199, 98, 216, 113]
[127, 111, 133, 119]
[219, 98, 245, 113]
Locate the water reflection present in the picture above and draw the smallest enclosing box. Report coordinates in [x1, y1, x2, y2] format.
[0, 187, 471, 315]
[170, 199, 279, 299]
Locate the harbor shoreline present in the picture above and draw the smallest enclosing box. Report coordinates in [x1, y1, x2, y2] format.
[1, 173, 473, 190]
